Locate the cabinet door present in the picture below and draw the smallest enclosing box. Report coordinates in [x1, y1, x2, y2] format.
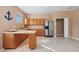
[29, 34, 36, 49]
[36, 29, 45, 36]
[24, 18, 30, 26]
[29, 18, 45, 25]
[22, 34, 28, 40]
[30, 19, 34, 25]
[34, 19, 36, 25]
[24, 18, 27, 25]
[3, 33, 15, 48]
[40, 19, 45, 25]
[15, 34, 22, 46]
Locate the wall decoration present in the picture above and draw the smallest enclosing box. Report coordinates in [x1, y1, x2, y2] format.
[4, 11, 12, 21]
[16, 13, 22, 24]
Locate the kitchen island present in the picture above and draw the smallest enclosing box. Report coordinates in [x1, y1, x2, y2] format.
[3, 30, 37, 49]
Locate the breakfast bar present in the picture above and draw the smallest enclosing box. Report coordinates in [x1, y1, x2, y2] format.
[3, 30, 37, 49]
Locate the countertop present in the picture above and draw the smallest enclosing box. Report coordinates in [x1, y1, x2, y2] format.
[3, 30, 37, 34]
[25, 26, 44, 29]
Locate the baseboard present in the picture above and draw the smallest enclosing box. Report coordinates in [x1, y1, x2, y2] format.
[45, 36, 53, 37]
[69, 36, 79, 41]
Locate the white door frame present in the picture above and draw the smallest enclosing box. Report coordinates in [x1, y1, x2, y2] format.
[64, 18, 69, 37]
[55, 17, 69, 37]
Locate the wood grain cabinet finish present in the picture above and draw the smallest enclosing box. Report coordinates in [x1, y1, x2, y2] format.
[29, 18, 45, 25]
[3, 33, 15, 48]
[14, 34, 23, 47]
[24, 17, 30, 27]
[39, 19, 45, 25]
[28, 34, 36, 49]
[3, 33, 28, 49]
[36, 29, 45, 36]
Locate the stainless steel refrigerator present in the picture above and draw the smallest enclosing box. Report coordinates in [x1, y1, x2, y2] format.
[45, 20, 53, 37]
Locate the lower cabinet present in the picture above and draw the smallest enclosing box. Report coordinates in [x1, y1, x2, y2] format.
[3, 33, 28, 49]
[36, 29, 45, 36]
[28, 34, 36, 49]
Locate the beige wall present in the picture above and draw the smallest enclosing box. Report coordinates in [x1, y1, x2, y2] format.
[51, 11, 71, 37]
[69, 7, 79, 39]
[0, 6, 25, 48]
[51, 7, 79, 39]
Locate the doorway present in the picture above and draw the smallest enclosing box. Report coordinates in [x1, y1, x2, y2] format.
[56, 19, 64, 37]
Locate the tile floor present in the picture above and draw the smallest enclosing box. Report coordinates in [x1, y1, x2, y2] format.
[1, 37, 79, 52]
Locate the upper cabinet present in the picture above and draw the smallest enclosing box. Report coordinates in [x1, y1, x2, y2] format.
[24, 17, 30, 26]
[24, 18, 45, 25]
[29, 18, 45, 25]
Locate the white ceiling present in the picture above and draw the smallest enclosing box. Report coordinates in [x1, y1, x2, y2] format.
[18, 6, 76, 14]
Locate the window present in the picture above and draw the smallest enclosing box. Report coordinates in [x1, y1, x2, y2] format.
[16, 13, 22, 24]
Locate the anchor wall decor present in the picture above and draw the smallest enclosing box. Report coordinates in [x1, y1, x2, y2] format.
[4, 11, 12, 21]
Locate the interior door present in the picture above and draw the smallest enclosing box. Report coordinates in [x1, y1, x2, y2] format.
[56, 19, 64, 37]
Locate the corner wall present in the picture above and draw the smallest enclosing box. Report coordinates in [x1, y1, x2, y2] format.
[69, 7, 79, 39]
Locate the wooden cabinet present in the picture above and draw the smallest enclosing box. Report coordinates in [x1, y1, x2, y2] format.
[3, 33, 15, 48]
[24, 17, 30, 26]
[36, 29, 45, 36]
[15, 34, 23, 47]
[30, 19, 34, 25]
[24, 18, 45, 36]
[39, 19, 45, 25]
[29, 34, 36, 49]
[29, 18, 45, 25]
[3, 33, 28, 49]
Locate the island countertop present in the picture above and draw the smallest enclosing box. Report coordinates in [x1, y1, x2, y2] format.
[3, 29, 37, 34]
